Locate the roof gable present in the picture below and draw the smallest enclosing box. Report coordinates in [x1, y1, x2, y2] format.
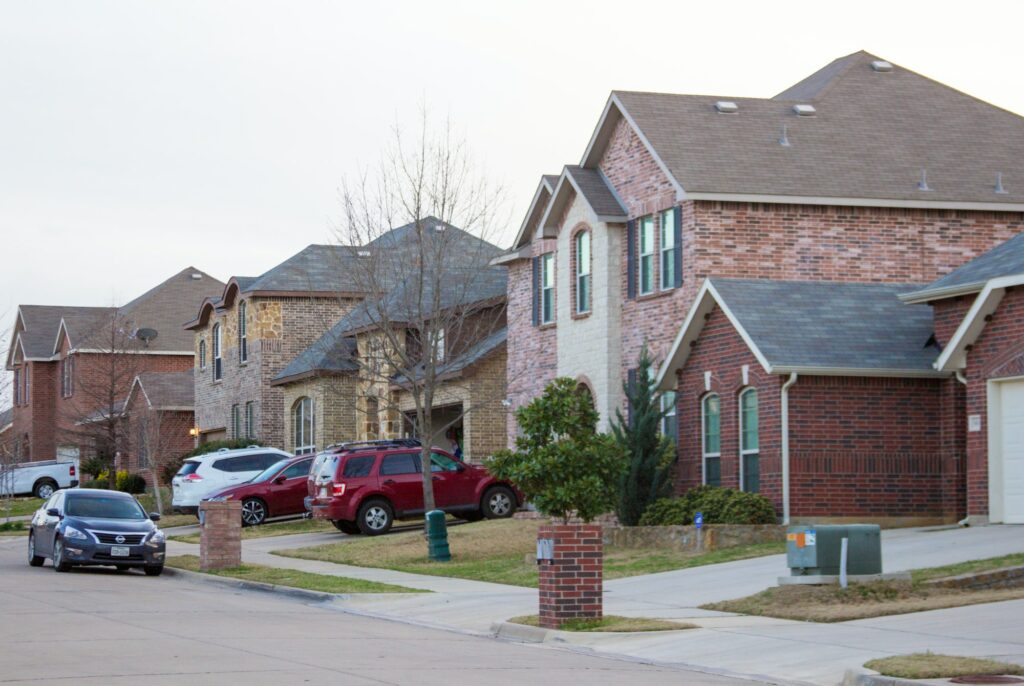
[902, 231, 1024, 303]
[539, 166, 628, 235]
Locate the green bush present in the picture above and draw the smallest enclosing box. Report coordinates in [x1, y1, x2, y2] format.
[81, 457, 108, 479]
[639, 486, 777, 526]
[185, 439, 259, 458]
[82, 479, 110, 489]
[116, 473, 148, 494]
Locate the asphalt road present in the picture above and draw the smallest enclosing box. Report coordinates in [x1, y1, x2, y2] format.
[0, 537, 767, 686]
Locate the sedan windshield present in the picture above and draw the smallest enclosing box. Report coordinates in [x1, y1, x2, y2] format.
[65, 496, 147, 520]
[250, 459, 292, 484]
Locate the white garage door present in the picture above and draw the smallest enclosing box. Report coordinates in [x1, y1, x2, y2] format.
[999, 381, 1024, 524]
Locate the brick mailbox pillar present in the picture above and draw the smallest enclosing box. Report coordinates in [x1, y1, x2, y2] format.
[199, 500, 242, 571]
[537, 523, 603, 629]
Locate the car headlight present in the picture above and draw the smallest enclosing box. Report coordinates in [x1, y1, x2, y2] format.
[206, 495, 231, 502]
[63, 526, 88, 540]
[149, 530, 166, 545]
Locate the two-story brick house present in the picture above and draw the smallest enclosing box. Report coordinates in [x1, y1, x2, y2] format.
[5, 268, 223, 462]
[497, 51, 1024, 522]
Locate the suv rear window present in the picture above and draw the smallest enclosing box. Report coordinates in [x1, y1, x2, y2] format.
[342, 455, 375, 478]
[214, 454, 277, 472]
[380, 453, 419, 476]
[176, 462, 200, 476]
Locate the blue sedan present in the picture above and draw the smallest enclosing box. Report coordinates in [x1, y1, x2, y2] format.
[28, 488, 167, 576]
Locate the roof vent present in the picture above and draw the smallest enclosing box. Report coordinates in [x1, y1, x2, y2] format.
[191, 273, 202, 280]
[778, 124, 791, 147]
[792, 104, 816, 116]
[357, 250, 371, 257]
[917, 168, 932, 192]
[995, 172, 1008, 194]
[871, 60, 893, 72]
[715, 101, 738, 113]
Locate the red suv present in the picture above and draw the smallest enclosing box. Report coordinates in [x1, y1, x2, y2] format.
[307, 440, 520, 535]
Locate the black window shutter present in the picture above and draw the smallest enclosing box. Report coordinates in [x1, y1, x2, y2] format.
[626, 368, 638, 426]
[531, 256, 540, 327]
[626, 220, 637, 299]
[673, 206, 683, 288]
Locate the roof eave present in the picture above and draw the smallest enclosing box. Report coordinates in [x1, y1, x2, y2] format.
[933, 274, 1024, 372]
[899, 282, 986, 304]
[490, 245, 532, 266]
[686, 191, 1024, 213]
[770, 365, 949, 379]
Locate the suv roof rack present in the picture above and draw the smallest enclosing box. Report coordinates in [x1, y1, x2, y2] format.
[324, 438, 422, 453]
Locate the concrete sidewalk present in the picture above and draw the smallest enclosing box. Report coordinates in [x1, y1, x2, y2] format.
[171, 524, 1024, 685]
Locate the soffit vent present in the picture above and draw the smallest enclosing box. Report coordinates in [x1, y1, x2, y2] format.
[715, 101, 739, 113]
[871, 60, 894, 72]
[792, 104, 817, 116]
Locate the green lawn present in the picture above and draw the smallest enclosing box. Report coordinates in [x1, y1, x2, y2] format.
[0, 521, 29, 536]
[170, 517, 333, 544]
[0, 497, 45, 518]
[165, 554, 426, 594]
[865, 653, 1024, 679]
[273, 519, 786, 588]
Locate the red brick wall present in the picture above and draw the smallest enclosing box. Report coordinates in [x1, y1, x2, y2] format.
[963, 286, 1024, 518]
[537, 523, 603, 629]
[932, 297, 974, 347]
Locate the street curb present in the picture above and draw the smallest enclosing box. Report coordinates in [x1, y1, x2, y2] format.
[842, 668, 939, 686]
[491, 621, 551, 643]
[163, 565, 349, 604]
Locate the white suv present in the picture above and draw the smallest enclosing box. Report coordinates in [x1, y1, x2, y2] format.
[171, 446, 292, 515]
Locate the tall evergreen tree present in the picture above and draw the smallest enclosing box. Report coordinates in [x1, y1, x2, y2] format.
[611, 345, 674, 525]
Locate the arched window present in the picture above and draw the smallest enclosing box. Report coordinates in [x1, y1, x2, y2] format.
[576, 382, 595, 410]
[212, 324, 222, 381]
[293, 397, 315, 454]
[575, 230, 591, 314]
[739, 388, 759, 493]
[238, 300, 248, 363]
[198, 339, 207, 370]
[702, 394, 721, 486]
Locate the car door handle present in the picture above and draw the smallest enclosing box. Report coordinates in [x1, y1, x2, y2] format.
[383, 479, 396, 485]
[432, 476, 441, 481]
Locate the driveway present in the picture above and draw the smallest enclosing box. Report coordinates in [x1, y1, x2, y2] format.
[0, 536, 764, 686]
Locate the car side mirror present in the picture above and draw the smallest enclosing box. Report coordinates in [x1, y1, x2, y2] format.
[149, 513, 161, 522]
[46, 508, 60, 517]
[274, 476, 287, 484]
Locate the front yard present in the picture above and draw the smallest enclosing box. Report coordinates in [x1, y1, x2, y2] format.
[272, 518, 785, 588]
[170, 517, 334, 543]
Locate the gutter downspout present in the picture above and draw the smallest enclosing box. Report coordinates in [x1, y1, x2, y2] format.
[954, 370, 970, 527]
[781, 372, 799, 525]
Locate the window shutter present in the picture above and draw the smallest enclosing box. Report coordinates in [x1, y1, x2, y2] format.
[626, 220, 637, 299]
[531, 256, 540, 326]
[673, 206, 683, 288]
[626, 368, 638, 426]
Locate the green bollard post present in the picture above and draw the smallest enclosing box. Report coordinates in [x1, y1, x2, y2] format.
[425, 509, 451, 562]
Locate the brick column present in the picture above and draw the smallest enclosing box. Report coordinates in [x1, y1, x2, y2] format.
[538, 523, 603, 629]
[199, 500, 242, 571]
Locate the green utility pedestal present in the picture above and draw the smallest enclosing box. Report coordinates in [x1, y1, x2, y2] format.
[426, 510, 451, 562]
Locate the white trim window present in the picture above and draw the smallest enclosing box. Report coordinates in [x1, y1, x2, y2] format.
[238, 300, 248, 363]
[293, 396, 316, 454]
[575, 230, 591, 314]
[660, 390, 677, 443]
[702, 394, 721, 486]
[212, 324, 222, 381]
[541, 252, 555, 324]
[638, 215, 655, 295]
[660, 207, 676, 290]
[198, 339, 207, 370]
[231, 404, 241, 439]
[61, 356, 74, 399]
[13, 368, 20, 406]
[245, 401, 255, 439]
[739, 388, 759, 493]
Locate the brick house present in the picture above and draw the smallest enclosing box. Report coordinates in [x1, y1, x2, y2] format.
[496, 51, 1024, 512]
[270, 219, 508, 461]
[5, 268, 223, 462]
[122, 370, 197, 483]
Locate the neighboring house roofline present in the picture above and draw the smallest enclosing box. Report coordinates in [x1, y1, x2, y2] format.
[932, 273, 1024, 372]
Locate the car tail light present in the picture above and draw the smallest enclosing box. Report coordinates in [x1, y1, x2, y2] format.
[184, 473, 203, 482]
[69, 465, 76, 477]
[332, 483, 346, 497]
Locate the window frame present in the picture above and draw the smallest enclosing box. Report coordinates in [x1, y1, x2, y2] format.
[60, 355, 74, 399]
[198, 338, 207, 370]
[13, 368, 20, 406]
[575, 230, 591, 314]
[293, 397, 316, 455]
[238, 300, 248, 364]
[245, 401, 255, 439]
[701, 393, 722, 486]
[638, 215, 655, 295]
[659, 208, 676, 291]
[659, 390, 678, 444]
[231, 404, 241, 439]
[540, 252, 555, 324]
[212, 324, 222, 381]
[739, 388, 759, 493]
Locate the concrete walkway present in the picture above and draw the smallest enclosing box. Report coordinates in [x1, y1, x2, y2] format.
[171, 524, 1024, 685]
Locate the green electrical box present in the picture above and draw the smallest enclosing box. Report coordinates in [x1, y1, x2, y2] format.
[786, 525, 881, 576]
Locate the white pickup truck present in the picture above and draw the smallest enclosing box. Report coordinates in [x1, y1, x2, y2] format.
[0, 459, 79, 499]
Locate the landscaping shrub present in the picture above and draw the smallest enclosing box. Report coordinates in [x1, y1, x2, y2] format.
[82, 479, 110, 489]
[81, 457, 108, 479]
[116, 472, 148, 494]
[640, 486, 777, 526]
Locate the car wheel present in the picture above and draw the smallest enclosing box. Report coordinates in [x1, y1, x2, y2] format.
[241, 498, 268, 527]
[34, 479, 57, 500]
[27, 532, 45, 567]
[331, 520, 360, 535]
[143, 565, 164, 577]
[357, 499, 393, 536]
[52, 538, 72, 573]
[482, 486, 516, 519]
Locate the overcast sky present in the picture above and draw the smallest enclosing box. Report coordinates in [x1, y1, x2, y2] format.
[2, 0, 1023, 323]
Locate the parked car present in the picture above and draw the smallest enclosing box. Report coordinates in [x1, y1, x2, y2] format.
[0, 459, 79, 499]
[171, 446, 292, 515]
[27, 488, 166, 575]
[307, 440, 521, 535]
[204, 455, 314, 526]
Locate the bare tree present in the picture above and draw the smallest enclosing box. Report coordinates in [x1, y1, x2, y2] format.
[334, 110, 509, 520]
[1, 314, 16, 521]
[131, 406, 186, 515]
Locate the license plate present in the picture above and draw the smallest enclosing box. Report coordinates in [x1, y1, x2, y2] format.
[110, 546, 130, 557]
[319, 488, 329, 498]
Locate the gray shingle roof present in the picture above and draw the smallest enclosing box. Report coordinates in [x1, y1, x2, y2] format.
[903, 231, 1024, 301]
[710, 278, 938, 372]
[242, 245, 365, 294]
[565, 166, 627, 218]
[271, 325, 359, 383]
[17, 305, 112, 359]
[600, 51, 1024, 205]
[393, 328, 506, 384]
[134, 370, 194, 409]
[115, 268, 223, 351]
[0, 407, 12, 430]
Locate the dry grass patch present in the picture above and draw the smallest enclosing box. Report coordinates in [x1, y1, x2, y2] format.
[0, 498, 44, 518]
[273, 518, 785, 588]
[165, 554, 425, 594]
[509, 614, 697, 632]
[170, 517, 334, 544]
[865, 653, 1024, 679]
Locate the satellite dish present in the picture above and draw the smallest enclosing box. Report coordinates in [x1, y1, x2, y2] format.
[136, 328, 158, 346]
